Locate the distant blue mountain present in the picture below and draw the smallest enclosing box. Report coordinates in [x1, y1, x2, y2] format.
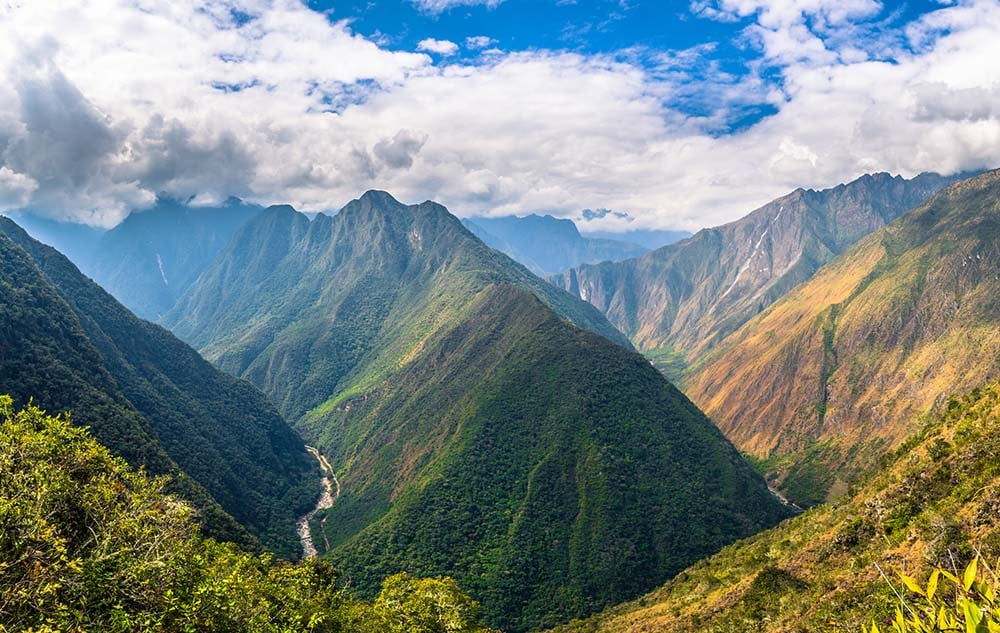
[580, 228, 692, 251]
[87, 197, 266, 320]
[462, 214, 650, 276]
[11, 197, 267, 320]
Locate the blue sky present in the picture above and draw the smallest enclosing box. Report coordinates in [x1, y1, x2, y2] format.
[2, 0, 999, 230]
[312, 0, 947, 133]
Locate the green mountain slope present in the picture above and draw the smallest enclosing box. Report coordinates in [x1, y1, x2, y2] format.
[163, 191, 631, 420]
[85, 197, 264, 320]
[0, 217, 316, 556]
[462, 214, 648, 276]
[305, 283, 790, 631]
[162, 191, 791, 630]
[550, 379, 1000, 633]
[551, 172, 967, 378]
[683, 169, 1000, 506]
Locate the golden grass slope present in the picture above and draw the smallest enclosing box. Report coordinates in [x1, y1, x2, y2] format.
[682, 169, 1000, 505]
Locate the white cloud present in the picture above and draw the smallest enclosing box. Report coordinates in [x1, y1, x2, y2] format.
[0, 0, 998, 231]
[465, 35, 498, 49]
[0, 167, 38, 209]
[410, 0, 505, 14]
[417, 38, 460, 56]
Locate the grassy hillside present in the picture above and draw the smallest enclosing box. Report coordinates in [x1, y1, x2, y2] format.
[0, 217, 316, 557]
[550, 379, 1000, 633]
[162, 191, 791, 631]
[683, 169, 1000, 505]
[0, 396, 494, 633]
[552, 172, 966, 378]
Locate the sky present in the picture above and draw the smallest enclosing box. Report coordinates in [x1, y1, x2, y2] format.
[1, 0, 999, 231]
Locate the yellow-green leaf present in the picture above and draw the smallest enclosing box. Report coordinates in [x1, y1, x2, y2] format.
[900, 573, 924, 596]
[965, 558, 979, 592]
[928, 569, 940, 601]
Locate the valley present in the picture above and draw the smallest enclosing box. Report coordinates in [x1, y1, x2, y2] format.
[5, 166, 999, 631]
[4, 4, 999, 631]
[5, 169, 998, 632]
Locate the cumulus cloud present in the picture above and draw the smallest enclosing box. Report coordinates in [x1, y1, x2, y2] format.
[0, 0, 999, 230]
[373, 130, 428, 169]
[0, 167, 38, 209]
[417, 38, 460, 56]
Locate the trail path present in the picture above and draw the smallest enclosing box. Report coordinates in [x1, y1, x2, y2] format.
[296, 446, 341, 559]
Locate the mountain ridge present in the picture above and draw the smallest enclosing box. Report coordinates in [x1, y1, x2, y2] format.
[551, 171, 973, 377]
[462, 213, 650, 276]
[682, 168, 1000, 505]
[0, 216, 316, 556]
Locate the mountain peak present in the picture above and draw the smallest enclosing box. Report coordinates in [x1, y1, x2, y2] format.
[357, 189, 405, 208]
[263, 204, 298, 215]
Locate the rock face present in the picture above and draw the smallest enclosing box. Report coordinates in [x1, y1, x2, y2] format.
[551, 172, 969, 377]
[682, 169, 1000, 505]
[462, 214, 649, 276]
[161, 190, 792, 632]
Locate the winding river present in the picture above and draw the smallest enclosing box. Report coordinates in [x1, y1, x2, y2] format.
[296, 446, 340, 559]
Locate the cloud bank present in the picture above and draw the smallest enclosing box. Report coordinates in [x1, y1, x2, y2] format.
[1, 0, 998, 229]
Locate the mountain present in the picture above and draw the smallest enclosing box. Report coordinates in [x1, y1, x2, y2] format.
[0, 217, 316, 557]
[552, 172, 969, 377]
[163, 192, 630, 422]
[550, 379, 1000, 633]
[3, 211, 107, 266]
[461, 214, 648, 276]
[85, 196, 265, 320]
[682, 169, 1000, 506]
[162, 191, 792, 631]
[579, 228, 691, 251]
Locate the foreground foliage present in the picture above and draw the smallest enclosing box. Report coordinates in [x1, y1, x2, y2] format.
[0, 396, 492, 633]
[870, 558, 1000, 633]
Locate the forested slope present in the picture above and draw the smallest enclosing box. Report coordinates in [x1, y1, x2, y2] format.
[0, 217, 316, 556]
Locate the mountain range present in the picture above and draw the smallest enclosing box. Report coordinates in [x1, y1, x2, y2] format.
[5, 166, 999, 633]
[83, 197, 265, 320]
[159, 190, 792, 631]
[682, 169, 1000, 506]
[552, 172, 970, 379]
[0, 216, 316, 557]
[462, 214, 652, 276]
